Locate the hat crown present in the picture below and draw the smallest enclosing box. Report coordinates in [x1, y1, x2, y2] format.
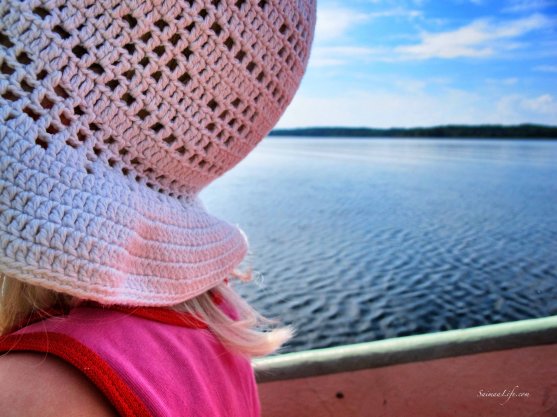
[1, 0, 315, 196]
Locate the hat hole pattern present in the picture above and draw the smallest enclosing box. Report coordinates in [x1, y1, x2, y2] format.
[32, 7, 51, 19]
[16, 52, 32, 65]
[35, 136, 49, 150]
[106, 79, 120, 91]
[0, 32, 14, 48]
[53, 25, 71, 40]
[1, 89, 19, 102]
[123, 14, 138, 29]
[122, 93, 136, 106]
[19, 79, 34, 93]
[141, 32, 153, 43]
[123, 43, 136, 55]
[23, 107, 40, 121]
[1, 0, 315, 196]
[153, 45, 166, 57]
[1, 62, 15, 75]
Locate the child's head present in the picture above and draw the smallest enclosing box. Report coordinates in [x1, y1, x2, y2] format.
[0, 0, 316, 355]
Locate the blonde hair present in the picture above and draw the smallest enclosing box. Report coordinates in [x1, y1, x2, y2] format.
[0, 273, 292, 358]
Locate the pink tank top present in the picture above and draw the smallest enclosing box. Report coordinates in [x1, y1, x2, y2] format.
[0, 304, 260, 417]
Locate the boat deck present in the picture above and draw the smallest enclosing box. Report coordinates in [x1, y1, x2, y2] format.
[255, 315, 557, 416]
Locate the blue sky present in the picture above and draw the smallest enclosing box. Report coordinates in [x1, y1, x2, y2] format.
[277, 0, 557, 128]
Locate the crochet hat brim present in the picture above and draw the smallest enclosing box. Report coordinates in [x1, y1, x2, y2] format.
[0, 120, 248, 306]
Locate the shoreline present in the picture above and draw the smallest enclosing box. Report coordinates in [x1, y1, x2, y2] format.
[269, 124, 557, 140]
[267, 136, 557, 141]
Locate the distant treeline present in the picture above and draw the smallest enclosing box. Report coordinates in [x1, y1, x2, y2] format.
[269, 124, 557, 139]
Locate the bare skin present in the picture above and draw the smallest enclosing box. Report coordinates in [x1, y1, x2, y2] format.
[0, 353, 118, 417]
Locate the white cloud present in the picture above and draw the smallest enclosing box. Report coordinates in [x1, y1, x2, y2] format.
[520, 94, 557, 114]
[534, 65, 557, 72]
[496, 94, 557, 121]
[504, 0, 557, 13]
[309, 46, 384, 67]
[277, 89, 557, 128]
[485, 77, 519, 85]
[314, 5, 423, 44]
[395, 14, 552, 59]
[393, 78, 428, 93]
[367, 7, 423, 19]
[277, 90, 480, 128]
[311, 4, 422, 66]
[314, 6, 369, 43]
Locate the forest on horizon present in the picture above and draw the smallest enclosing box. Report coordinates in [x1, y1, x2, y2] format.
[269, 124, 557, 139]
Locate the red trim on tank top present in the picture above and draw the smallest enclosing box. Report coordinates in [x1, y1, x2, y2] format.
[0, 332, 152, 417]
[96, 304, 208, 329]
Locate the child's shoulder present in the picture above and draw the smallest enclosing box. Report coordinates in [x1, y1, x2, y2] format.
[0, 352, 118, 417]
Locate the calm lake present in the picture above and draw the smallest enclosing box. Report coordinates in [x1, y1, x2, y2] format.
[201, 138, 557, 353]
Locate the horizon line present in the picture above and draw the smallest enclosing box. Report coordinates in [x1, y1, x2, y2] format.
[272, 123, 557, 130]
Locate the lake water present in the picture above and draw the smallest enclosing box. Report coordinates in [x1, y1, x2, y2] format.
[201, 138, 557, 353]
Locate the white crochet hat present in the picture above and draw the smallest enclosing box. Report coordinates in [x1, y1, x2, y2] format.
[0, 0, 315, 305]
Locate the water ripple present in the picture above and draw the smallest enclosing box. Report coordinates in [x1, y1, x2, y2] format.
[204, 138, 557, 353]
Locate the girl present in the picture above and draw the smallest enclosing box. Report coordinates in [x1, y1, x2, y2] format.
[0, 0, 315, 415]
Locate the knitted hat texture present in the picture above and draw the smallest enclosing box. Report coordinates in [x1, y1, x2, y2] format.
[0, 0, 316, 305]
